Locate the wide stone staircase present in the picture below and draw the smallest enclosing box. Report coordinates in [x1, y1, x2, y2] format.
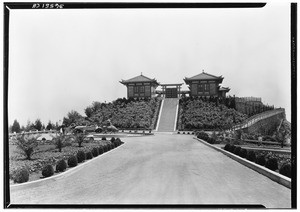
[156, 98, 179, 132]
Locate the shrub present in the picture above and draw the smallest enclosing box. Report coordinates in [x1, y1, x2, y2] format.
[15, 134, 39, 160]
[53, 133, 69, 152]
[233, 146, 241, 156]
[102, 145, 108, 152]
[102, 136, 106, 140]
[224, 144, 231, 151]
[239, 149, 248, 158]
[246, 151, 256, 162]
[279, 163, 291, 178]
[68, 155, 78, 167]
[229, 145, 236, 153]
[42, 164, 54, 178]
[86, 151, 93, 160]
[206, 137, 215, 144]
[177, 131, 180, 134]
[106, 144, 111, 151]
[75, 133, 85, 147]
[265, 158, 278, 171]
[197, 131, 209, 141]
[110, 143, 115, 149]
[110, 137, 115, 143]
[77, 150, 86, 163]
[92, 147, 99, 157]
[98, 146, 104, 154]
[11, 167, 29, 183]
[113, 140, 119, 147]
[116, 138, 122, 145]
[56, 159, 67, 172]
[256, 155, 266, 166]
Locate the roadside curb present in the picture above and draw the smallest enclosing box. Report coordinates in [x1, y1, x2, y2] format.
[10, 144, 123, 191]
[194, 137, 291, 189]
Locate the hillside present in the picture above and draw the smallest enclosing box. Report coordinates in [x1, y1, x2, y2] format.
[66, 97, 162, 130]
[178, 97, 248, 130]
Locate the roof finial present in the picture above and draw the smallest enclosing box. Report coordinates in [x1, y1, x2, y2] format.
[202, 69, 204, 73]
[141, 72, 143, 76]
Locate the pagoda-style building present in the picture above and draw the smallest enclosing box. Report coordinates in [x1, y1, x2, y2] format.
[120, 74, 159, 98]
[184, 71, 230, 98]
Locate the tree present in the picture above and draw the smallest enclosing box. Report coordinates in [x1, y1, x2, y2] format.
[15, 134, 39, 160]
[84, 106, 93, 118]
[34, 119, 43, 131]
[11, 119, 21, 133]
[52, 133, 71, 152]
[63, 110, 83, 127]
[46, 121, 53, 130]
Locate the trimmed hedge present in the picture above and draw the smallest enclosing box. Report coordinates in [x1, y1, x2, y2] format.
[110, 137, 115, 143]
[68, 155, 78, 167]
[233, 146, 241, 156]
[256, 155, 266, 166]
[224, 144, 231, 151]
[265, 158, 278, 171]
[86, 151, 93, 160]
[229, 145, 236, 153]
[239, 149, 248, 158]
[246, 151, 256, 162]
[110, 143, 115, 149]
[279, 163, 291, 178]
[56, 159, 67, 172]
[197, 131, 209, 141]
[11, 167, 29, 183]
[102, 136, 106, 140]
[42, 164, 54, 178]
[116, 138, 122, 146]
[77, 150, 86, 163]
[103, 145, 108, 152]
[98, 146, 104, 154]
[92, 147, 99, 157]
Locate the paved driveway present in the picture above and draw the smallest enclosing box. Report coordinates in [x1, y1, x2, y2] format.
[10, 134, 291, 207]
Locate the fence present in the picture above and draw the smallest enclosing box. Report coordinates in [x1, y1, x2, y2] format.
[233, 108, 285, 131]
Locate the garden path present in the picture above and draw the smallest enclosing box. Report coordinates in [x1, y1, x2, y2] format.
[10, 134, 291, 207]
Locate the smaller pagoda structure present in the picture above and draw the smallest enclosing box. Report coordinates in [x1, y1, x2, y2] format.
[120, 74, 159, 98]
[184, 70, 230, 97]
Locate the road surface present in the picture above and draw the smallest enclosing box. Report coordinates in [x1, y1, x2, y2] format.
[10, 134, 291, 207]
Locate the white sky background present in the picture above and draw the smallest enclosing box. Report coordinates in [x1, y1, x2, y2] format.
[8, 2, 291, 126]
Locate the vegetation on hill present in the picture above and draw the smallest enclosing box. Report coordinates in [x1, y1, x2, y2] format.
[63, 97, 161, 129]
[178, 97, 248, 130]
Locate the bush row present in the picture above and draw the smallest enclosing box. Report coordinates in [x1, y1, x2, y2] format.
[11, 137, 124, 184]
[223, 144, 291, 178]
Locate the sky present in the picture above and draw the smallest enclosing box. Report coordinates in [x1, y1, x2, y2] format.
[8, 2, 292, 126]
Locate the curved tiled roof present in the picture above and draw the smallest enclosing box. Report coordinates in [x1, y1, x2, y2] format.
[120, 74, 159, 85]
[184, 71, 223, 81]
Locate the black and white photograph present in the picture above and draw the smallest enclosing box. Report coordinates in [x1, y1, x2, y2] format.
[4, 1, 296, 209]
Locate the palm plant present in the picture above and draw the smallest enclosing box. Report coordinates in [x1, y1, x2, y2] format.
[15, 134, 39, 160]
